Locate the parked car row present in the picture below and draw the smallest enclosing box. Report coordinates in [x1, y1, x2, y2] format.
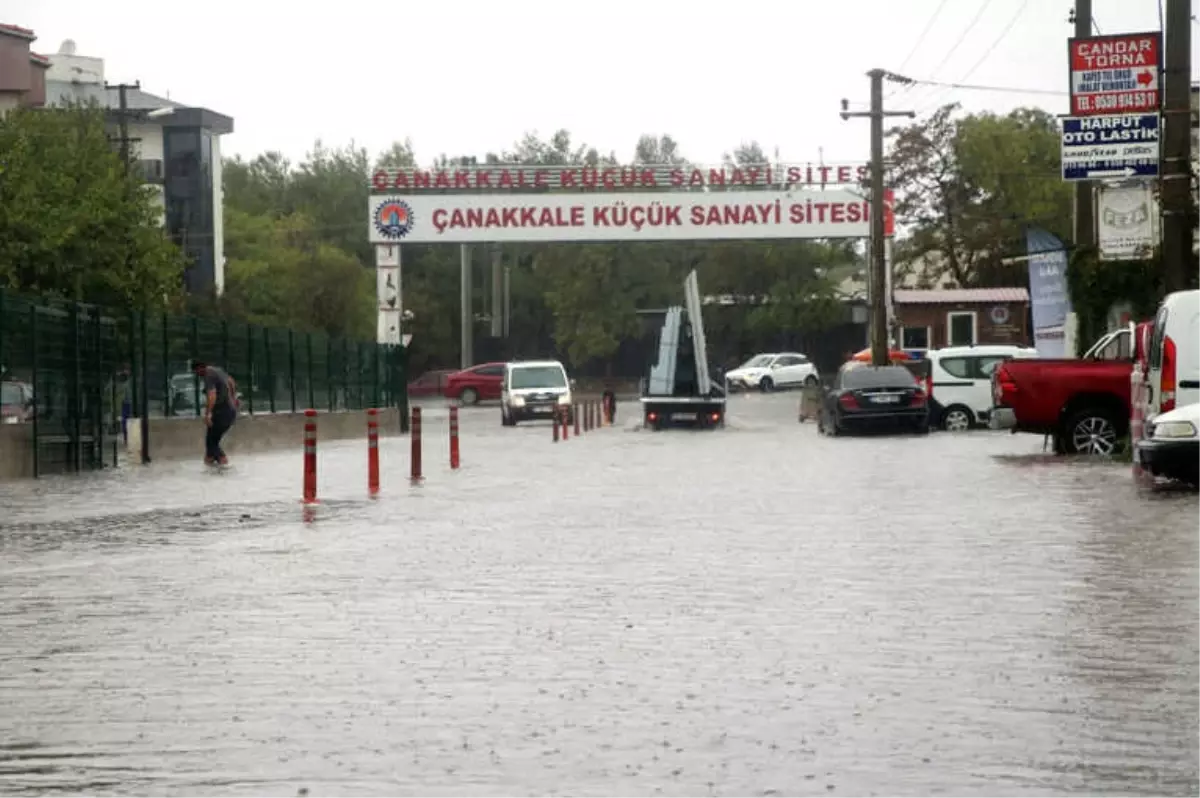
[988, 288, 1198, 485]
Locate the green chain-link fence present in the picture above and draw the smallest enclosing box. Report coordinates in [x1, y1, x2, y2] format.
[0, 289, 405, 477]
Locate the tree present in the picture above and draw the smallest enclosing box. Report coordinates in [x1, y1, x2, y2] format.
[0, 103, 185, 306]
[888, 103, 1072, 287]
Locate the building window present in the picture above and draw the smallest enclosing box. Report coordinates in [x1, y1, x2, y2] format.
[947, 311, 977, 346]
[901, 326, 930, 351]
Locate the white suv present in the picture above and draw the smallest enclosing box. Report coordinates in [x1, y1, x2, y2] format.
[724, 352, 819, 392]
[927, 345, 1039, 431]
[501, 360, 573, 426]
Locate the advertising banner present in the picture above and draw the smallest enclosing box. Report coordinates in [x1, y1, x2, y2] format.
[368, 189, 895, 244]
[1026, 227, 1072, 358]
[1068, 31, 1160, 116]
[1097, 183, 1158, 261]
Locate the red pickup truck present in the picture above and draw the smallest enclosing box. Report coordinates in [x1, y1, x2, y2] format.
[990, 326, 1140, 455]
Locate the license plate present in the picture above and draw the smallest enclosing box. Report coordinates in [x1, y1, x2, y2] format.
[872, 394, 900, 404]
[532, 406, 552, 414]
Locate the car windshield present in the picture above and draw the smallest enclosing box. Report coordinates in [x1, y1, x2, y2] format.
[741, 355, 774, 368]
[843, 366, 915, 389]
[510, 366, 567, 390]
[1, 383, 22, 404]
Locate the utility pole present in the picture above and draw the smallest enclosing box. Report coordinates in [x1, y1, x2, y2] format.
[841, 69, 914, 366]
[1072, 0, 1097, 258]
[490, 244, 503, 339]
[1161, 0, 1194, 293]
[106, 80, 150, 463]
[460, 244, 473, 368]
[105, 81, 141, 171]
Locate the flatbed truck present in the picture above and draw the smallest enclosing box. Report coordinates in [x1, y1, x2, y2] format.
[639, 270, 727, 430]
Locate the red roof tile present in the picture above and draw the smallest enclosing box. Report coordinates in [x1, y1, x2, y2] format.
[0, 23, 35, 40]
[894, 288, 1030, 304]
[30, 52, 50, 66]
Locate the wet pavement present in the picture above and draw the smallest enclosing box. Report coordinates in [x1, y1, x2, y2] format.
[1, 394, 1197, 796]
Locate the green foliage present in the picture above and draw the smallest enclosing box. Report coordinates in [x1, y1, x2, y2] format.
[1066, 249, 1164, 350]
[889, 103, 1072, 288]
[0, 103, 185, 307]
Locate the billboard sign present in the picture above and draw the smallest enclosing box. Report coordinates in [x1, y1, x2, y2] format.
[368, 189, 895, 244]
[1060, 113, 1160, 181]
[1097, 183, 1158, 261]
[1068, 32, 1160, 116]
[370, 164, 870, 193]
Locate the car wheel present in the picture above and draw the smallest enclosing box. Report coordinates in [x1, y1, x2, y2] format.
[1064, 408, 1122, 455]
[460, 387, 479, 406]
[941, 405, 973, 432]
[759, 376, 774, 393]
[804, 374, 819, 388]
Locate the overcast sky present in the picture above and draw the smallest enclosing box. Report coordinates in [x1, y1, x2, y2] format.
[10, 0, 1197, 167]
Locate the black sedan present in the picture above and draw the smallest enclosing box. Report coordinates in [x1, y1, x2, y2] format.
[818, 364, 930, 436]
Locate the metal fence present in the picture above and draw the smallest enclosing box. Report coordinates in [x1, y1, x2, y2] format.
[0, 290, 405, 477]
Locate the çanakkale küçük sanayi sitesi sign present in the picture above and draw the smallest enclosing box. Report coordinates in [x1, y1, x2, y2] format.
[368, 190, 894, 244]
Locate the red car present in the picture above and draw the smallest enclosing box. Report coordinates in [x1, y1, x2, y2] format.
[407, 369, 456, 399]
[990, 326, 1138, 455]
[444, 362, 506, 405]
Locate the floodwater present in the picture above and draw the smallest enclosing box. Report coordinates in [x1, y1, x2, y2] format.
[1, 394, 1197, 797]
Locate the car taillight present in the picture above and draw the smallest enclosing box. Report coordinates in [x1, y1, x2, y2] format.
[838, 394, 858, 409]
[911, 389, 927, 407]
[994, 365, 1017, 404]
[1161, 335, 1177, 412]
[925, 374, 933, 398]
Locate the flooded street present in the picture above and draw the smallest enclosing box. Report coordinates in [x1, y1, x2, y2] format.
[1, 394, 1197, 796]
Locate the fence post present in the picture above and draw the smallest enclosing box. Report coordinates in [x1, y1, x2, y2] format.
[264, 327, 276, 414]
[30, 304, 39, 479]
[326, 336, 335, 412]
[69, 301, 82, 472]
[161, 313, 170, 417]
[189, 316, 200, 416]
[246, 324, 255, 416]
[220, 319, 229, 377]
[139, 312, 151, 463]
[287, 329, 297, 414]
[342, 338, 350, 412]
[0, 289, 5, 375]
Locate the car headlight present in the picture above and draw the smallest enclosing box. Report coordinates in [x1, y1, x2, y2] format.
[1151, 420, 1197, 439]
[557, 394, 571, 405]
[1, 416, 18, 425]
[511, 396, 526, 407]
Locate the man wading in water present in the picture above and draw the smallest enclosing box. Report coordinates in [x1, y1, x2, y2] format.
[193, 361, 238, 467]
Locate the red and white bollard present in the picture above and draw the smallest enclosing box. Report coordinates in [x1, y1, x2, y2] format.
[574, 403, 581, 437]
[302, 409, 318, 504]
[449, 406, 460, 469]
[367, 408, 380, 497]
[561, 406, 570, 441]
[410, 406, 423, 482]
[552, 410, 560, 442]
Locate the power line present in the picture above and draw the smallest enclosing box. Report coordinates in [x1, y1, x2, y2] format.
[894, 0, 952, 76]
[909, 0, 996, 107]
[915, 0, 1035, 113]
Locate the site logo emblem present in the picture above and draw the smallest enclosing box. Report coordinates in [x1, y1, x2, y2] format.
[374, 198, 415, 240]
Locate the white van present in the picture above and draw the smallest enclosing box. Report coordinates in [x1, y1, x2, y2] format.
[926, 344, 1039, 431]
[500, 360, 573, 426]
[1145, 289, 1200, 421]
